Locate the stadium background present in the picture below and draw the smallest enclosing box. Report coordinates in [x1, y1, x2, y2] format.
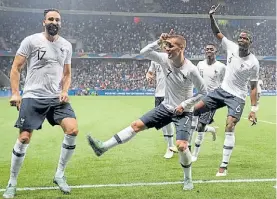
[0, 0, 275, 96]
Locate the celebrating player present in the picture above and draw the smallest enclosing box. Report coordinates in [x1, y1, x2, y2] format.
[3, 9, 78, 198]
[190, 44, 225, 162]
[87, 30, 207, 190]
[193, 5, 260, 176]
[146, 60, 177, 159]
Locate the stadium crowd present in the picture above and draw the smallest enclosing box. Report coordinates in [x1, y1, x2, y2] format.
[0, 12, 275, 56]
[0, 57, 275, 91]
[2, 0, 275, 16]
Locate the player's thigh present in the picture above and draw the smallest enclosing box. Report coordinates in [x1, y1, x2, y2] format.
[172, 112, 193, 141]
[15, 98, 49, 130]
[203, 88, 226, 110]
[195, 89, 225, 117]
[46, 99, 77, 129]
[140, 104, 172, 130]
[198, 109, 216, 125]
[155, 97, 164, 107]
[225, 95, 245, 122]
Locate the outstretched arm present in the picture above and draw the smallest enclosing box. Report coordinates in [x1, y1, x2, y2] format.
[209, 5, 224, 40]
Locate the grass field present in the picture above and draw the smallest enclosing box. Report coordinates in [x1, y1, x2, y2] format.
[0, 96, 276, 199]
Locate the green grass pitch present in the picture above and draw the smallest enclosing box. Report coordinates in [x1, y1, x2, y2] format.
[0, 96, 276, 199]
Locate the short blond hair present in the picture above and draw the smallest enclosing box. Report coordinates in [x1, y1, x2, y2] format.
[168, 35, 186, 49]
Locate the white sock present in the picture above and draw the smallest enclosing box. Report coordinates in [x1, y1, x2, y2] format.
[103, 126, 136, 149]
[55, 134, 76, 178]
[179, 148, 192, 180]
[8, 139, 29, 186]
[188, 129, 195, 151]
[192, 132, 204, 157]
[162, 123, 174, 148]
[220, 132, 235, 168]
[205, 125, 216, 133]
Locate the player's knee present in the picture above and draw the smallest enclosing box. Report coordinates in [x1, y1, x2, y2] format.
[225, 118, 237, 132]
[19, 132, 31, 144]
[197, 122, 206, 132]
[67, 127, 79, 136]
[176, 140, 188, 152]
[131, 120, 146, 133]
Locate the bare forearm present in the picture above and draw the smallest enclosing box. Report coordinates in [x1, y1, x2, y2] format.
[10, 68, 21, 95]
[62, 75, 71, 93]
[250, 88, 257, 106]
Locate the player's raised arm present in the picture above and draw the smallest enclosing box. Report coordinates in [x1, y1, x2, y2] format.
[140, 29, 174, 64]
[181, 68, 207, 109]
[209, 5, 224, 40]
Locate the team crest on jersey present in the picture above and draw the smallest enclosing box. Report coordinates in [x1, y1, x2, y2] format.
[240, 64, 244, 68]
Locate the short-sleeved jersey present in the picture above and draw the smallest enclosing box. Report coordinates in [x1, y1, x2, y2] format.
[140, 41, 207, 112]
[257, 79, 263, 93]
[197, 60, 226, 93]
[148, 61, 165, 97]
[220, 37, 259, 100]
[17, 33, 72, 98]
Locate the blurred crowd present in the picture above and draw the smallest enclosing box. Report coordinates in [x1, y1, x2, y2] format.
[0, 12, 275, 56]
[0, 57, 275, 91]
[2, 0, 275, 16]
[0, 0, 275, 92]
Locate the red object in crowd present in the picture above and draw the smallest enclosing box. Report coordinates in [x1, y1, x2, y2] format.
[134, 17, 141, 24]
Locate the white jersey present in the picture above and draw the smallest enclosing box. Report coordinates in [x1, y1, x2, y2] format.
[140, 40, 207, 112]
[220, 37, 259, 100]
[16, 33, 72, 98]
[148, 61, 165, 97]
[257, 79, 263, 93]
[197, 60, 226, 93]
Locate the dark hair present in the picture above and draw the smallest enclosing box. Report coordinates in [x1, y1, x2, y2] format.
[240, 29, 253, 43]
[206, 43, 216, 48]
[44, 8, 60, 17]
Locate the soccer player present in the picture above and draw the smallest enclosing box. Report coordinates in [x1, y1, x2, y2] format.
[193, 5, 260, 177]
[190, 44, 226, 162]
[3, 9, 78, 198]
[87, 30, 207, 190]
[146, 60, 177, 159]
[256, 79, 263, 111]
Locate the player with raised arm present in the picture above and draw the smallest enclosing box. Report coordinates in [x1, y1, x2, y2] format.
[190, 44, 226, 162]
[3, 9, 78, 198]
[87, 30, 207, 190]
[146, 60, 177, 159]
[193, 5, 260, 176]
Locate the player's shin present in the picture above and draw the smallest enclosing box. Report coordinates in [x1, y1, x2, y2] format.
[179, 146, 192, 180]
[103, 126, 136, 149]
[55, 134, 76, 178]
[220, 132, 235, 168]
[8, 139, 29, 186]
[192, 132, 204, 159]
[162, 123, 174, 148]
